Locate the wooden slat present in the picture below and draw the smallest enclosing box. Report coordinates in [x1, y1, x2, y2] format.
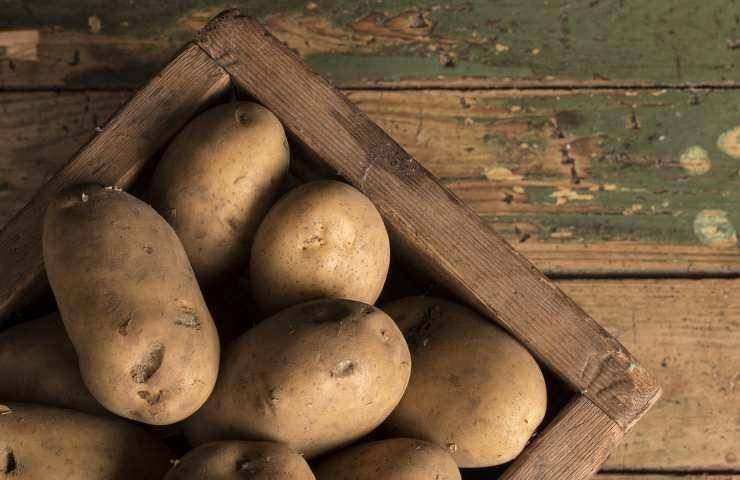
[4, 88, 739, 277]
[1, 1, 738, 89]
[0, 44, 230, 319]
[0, 91, 130, 226]
[500, 395, 624, 480]
[347, 88, 740, 258]
[196, 12, 660, 432]
[561, 278, 740, 471]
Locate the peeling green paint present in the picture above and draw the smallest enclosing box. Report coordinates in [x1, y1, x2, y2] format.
[3, 0, 739, 88]
[436, 88, 740, 246]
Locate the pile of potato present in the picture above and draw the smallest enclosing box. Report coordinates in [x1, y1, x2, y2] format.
[0, 102, 547, 479]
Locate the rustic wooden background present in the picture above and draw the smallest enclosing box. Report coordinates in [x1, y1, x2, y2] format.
[0, 1, 738, 478]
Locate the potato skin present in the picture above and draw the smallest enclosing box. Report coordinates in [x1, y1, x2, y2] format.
[185, 299, 411, 458]
[0, 403, 172, 479]
[0, 314, 104, 415]
[150, 102, 289, 287]
[250, 180, 390, 314]
[315, 438, 460, 480]
[42, 185, 220, 425]
[382, 297, 547, 468]
[165, 441, 315, 480]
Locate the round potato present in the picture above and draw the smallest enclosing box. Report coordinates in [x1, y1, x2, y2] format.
[165, 441, 315, 480]
[185, 298, 411, 458]
[42, 185, 220, 425]
[0, 403, 172, 479]
[150, 101, 290, 287]
[315, 438, 460, 480]
[382, 297, 547, 468]
[249, 180, 390, 314]
[0, 314, 104, 415]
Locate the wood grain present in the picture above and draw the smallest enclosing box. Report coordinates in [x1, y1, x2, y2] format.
[0, 43, 230, 320]
[348, 88, 740, 252]
[0, 91, 130, 226]
[1, 1, 738, 88]
[196, 12, 660, 432]
[500, 395, 624, 480]
[563, 278, 740, 471]
[3, 88, 738, 276]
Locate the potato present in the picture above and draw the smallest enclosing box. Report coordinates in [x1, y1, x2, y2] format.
[315, 438, 460, 480]
[149, 101, 289, 287]
[42, 185, 220, 425]
[0, 314, 104, 415]
[382, 297, 547, 468]
[185, 298, 411, 457]
[250, 180, 390, 314]
[0, 403, 172, 479]
[165, 441, 315, 480]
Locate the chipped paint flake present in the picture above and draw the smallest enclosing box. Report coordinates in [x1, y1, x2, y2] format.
[717, 126, 740, 159]
[550, 228, 574, 239]
[623, 204, 643, 216]
[88, 15, 102, 34]
[484, 166, 522, 181]
[694, 210, 738, 247]
[550, 188, 594, 205]
[679, 145, 712, 175]
[495, 43, 510, 53]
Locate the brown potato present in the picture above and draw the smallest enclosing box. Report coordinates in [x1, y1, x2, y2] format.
[42, 185, 220, 425]
[382, 297, 547, 468]
[185, 299, 410, 458]
[165, 441, 315, 480]
[250, 180, 390, 314]
[0, 314, 104, 415]
[315, 438, 460, 480]
[150, 101, 289, 287]
[0, 403, 172, 479]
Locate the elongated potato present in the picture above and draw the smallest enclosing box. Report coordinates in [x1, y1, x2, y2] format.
[165, 441, 315, 480]
[315, 438, 460, 480]
[42, 185, 220, 425]
[0, 403, 172, 479]
[0, 314, 104, 415]
[250, 180, 390, 314]
[150, 101, 289, 287]
[185, 299, 411, 458]
[382, 297, 547, 468]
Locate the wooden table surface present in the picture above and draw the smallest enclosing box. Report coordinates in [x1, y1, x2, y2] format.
[1, 2, 738, 478]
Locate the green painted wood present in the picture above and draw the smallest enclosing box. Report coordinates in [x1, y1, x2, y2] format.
[0, 1, 738, 89]
[1, 88, 738, 276]
[347, 88, 740, 250]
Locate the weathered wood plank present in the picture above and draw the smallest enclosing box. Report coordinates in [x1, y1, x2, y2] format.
[561, 278, 740, 471]
[0, 44, 231, 319]
[347, 88, 740, 251]
[499, 395, 624, 480]
[1, 1, 738, 89]
[2, 88, 739, 276]
[197, 12, 660, 434]
[0, 91, 130, 223]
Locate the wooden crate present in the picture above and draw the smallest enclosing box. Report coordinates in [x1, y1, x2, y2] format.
[0, 11, 660, 479]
